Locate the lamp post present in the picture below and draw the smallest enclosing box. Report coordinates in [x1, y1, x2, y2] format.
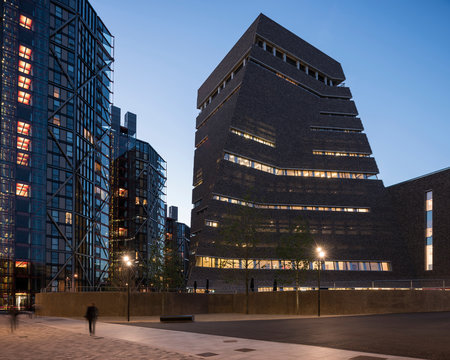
[123, 255, 132, 322]
[316, 247, 325, 317]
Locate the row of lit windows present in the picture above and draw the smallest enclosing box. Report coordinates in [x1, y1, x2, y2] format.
[16, 21, 32, 170]
[212, 194, 370, 213]
[205, 220, 219, 228]
[255, 37, 337, 87]
[199, 58, 247, 111]
[313, 150, 370, 158]
[230, 128, 275, 148]
[425, 190, 433, 271]
[223, 152, 377, 180]
[310, 126, 362, 133]
[196, 256, 391, 271]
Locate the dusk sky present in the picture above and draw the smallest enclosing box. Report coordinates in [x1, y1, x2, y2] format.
[94, 0, 450, 225]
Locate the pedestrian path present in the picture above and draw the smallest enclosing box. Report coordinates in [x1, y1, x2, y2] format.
[25, 316, 424, 360]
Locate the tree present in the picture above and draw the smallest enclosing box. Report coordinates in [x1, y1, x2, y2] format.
[219, 194, 264, 314]
[277, 217, 314, 315]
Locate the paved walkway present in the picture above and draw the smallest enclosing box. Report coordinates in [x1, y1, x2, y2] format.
[0, 314, 424, 359]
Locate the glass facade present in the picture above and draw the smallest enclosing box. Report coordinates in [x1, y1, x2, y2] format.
[110, 107, 166, 289]
[0, 0, 113, 309]
[425, 190, 433, 271]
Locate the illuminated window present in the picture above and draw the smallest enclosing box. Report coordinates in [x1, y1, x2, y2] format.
[84, 128, 93, 143]
[17, 121, 31, 136]
[118, 188, 128, 197]
[16, 183, 30, 197]
[224, 152, 376, 180]
[19, 15, 32, 29]
[205, 220, 219, 228]
[65, 212, 72, 224]
[17, 137, 30, 151]
[18, 60, 32, 75]
[425, 191, 433, 271]
[17, 152, 30, 166]
[118, 227, 127, 236]
[18, 91, 31, 105]
[18, 76, 31, 90]
[15, 261, 29, 268]
[19, 45, 32, 59]
[53, 87, 60, 98]
[53, 114, 60, 126]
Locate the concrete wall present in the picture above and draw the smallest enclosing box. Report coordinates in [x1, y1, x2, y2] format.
[35, 290, 450, 318]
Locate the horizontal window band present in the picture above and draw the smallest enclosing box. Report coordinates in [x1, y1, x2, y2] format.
[230, 127, 275, 148]
[196, 256, 391, 272]
[313, 150, 371, 158]
[310, 126, 362, 133]
[223, 152, 378, 180]
[212, 193, 370, 213]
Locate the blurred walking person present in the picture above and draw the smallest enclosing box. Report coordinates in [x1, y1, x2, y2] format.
[85, 303, 98, 336]
[9, 307, 18, 333]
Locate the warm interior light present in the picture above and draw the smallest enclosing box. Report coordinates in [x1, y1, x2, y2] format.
[17, 152, 30, 166]
[18, 91, 31, 105]
[18, 76, 31, 90]
[19, 45, 32, 59]
[19, 15, 32, 29]
[17, 121, 31, 136]
[16, 183, 30, 197]
[17, 137, 30, 151]
[18, 60, 32, 75]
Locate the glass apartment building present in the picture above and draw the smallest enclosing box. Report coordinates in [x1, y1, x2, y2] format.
[110, 106, 167, 290]
[0, 0, 113, 309]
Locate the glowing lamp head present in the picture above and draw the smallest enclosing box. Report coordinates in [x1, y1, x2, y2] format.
[316, 247, 322, 253]
[319, 251, 325, 258]
[126, 261, 132, 267]
[123, 255, 129, 262]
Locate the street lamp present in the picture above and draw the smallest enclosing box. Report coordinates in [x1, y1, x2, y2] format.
[122, 255, 132, 322]
[316, 247, 325, 317]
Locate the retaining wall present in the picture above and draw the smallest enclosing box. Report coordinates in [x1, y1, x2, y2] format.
[35, 290, 450, 317]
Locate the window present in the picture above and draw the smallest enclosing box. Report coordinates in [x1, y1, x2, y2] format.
[16, 183, 30, 197]
[17, 121, 31, 136]
[19, 15, 32, 29]
[18, 60, 32, 75]
[118, 227, 127, 236]
[65, 212, 72, 224]
[17, 137, 30, 151]
[425, 191, 433, 271]
[18, 91, 31, 105]
[118, 188, 128, 197]
[205, 220, 218, 228]
[17, 152, 30, 166]
[18, 76, 31, 90]
[19, 45, 32, 59]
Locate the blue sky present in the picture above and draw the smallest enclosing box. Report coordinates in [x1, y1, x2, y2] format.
[94, 0, 450, 225]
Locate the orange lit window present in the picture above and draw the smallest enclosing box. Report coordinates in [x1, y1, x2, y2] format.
[19, 45, 32, 59]
[118, 228, 127, 237]
[53, 114, 60, 126]
[18, 60, 31, 75]
[18, 76, 31, 90]
[18, 91, 31, 105]
[118, 188, 128, 197]
[17, 121, 31, 136]
[15, 261, 29, 268]
[16, 183, 30, 197]
[17, 152, 30, 166]
[19, 15, 32, 29]
[17, 137, 30, 151]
